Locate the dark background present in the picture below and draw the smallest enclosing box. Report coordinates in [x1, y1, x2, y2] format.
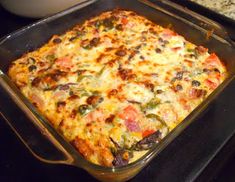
[1, 2, 235, 181]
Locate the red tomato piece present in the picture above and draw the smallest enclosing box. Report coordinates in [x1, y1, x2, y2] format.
[119, 105, 138, 121]
[205, 79, 219, 90]
[142, 129, 155, 138]
[121, 17, 128, 25]
[161, 29, 177, 39]
[171, 47, 182, 52]
[204, 53, 222, 68]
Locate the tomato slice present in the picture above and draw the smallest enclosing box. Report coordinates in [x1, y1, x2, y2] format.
[121, 17, 128, 25]
[160, 29, 177, 39]
[204, 53, 222, 68]
[205, 79, 219, 90]
[171, 47, 182, 52]
[119, 105, 138, 121]
[142, 129, 155, 138]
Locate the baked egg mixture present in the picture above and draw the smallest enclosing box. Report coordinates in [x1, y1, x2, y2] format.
[8, 10, 227, 167]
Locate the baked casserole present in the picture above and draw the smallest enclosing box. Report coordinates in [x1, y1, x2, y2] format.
[8, 10, 227, 167]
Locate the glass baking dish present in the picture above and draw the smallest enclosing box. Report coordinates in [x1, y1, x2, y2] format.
[0, 0, 235, 181]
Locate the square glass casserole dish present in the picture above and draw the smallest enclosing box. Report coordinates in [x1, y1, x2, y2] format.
[0, 0, 235, 181]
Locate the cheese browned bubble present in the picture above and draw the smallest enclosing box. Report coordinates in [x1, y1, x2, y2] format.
[8, 10, 227, 167]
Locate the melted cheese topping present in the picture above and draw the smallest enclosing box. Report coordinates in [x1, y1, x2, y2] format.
[8, 10, 227, 167]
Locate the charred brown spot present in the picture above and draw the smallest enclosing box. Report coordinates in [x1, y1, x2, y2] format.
[77, 69, 86, 75]
[214, 68, 220, 73]
[149, 27, 157, 34]
[158, 37, 164, 43]
[105, 114, 115, 123]
[155, 48, 162, 53]
[96, 53, 105, 63]
[50, 70, 67, 80]
[90, 37, 100, 47]
[57, 101, 66, 106]
[115, 24, 123, 31]
[115, 49, 126, 57]
[108, 89, 118, 97]
[141, 30, 148, 35]
[81, 39, 91, 49]
[102, 17, 114, 29]
[86, 95, 104, 106]
[68, 94, 79, 100]
[38, 61, 46, 67]
[105, 47, 115, 52]
[118, 68, 136, 81]
[128, 50, 139, 60]
[143, 81, 155, 92]
[190, 88, 207, 98]
[70, 109, 77, 119]
[57, 101, 66, 112]
[47, 73, 62, 82]
[195, 46, 207, 55]
[140, 55, 145, 60]
[127, 100, 141, 104]
[203, 68, 210, 73]
[53, 38, 62, 44]
[156, 89, 163, 94]
[106, 59, 117, 67]
[69, 36, 77, 42]
[31, 77, 41, 87]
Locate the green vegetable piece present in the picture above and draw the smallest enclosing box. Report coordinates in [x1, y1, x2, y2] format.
[103, 18, 114, 29]
[187, 48, 195, 52]
[82, 44, 92, 50]
[146, 113, 168, 128]
[46, 54, 56, 62]
[28, 65, 37, 72]
[77, 75, 92, 82]
[95, 20, 102, 28]
[142, 98, 160, 111]
[78, 104, 92, 116]
[97, 66, 106, 76]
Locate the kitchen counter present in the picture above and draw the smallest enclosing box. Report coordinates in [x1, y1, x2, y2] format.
[1, 2, 235, 182]
[190, 0, 235, 20]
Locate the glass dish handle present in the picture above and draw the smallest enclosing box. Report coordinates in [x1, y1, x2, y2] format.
[143, 0, 235, 46]
[0, 72, 73, 165]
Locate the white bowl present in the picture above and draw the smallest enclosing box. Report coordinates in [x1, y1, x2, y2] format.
[0, 0, 88, 18]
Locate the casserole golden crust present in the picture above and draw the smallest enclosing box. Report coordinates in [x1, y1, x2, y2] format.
[8, 10, 227, 167]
